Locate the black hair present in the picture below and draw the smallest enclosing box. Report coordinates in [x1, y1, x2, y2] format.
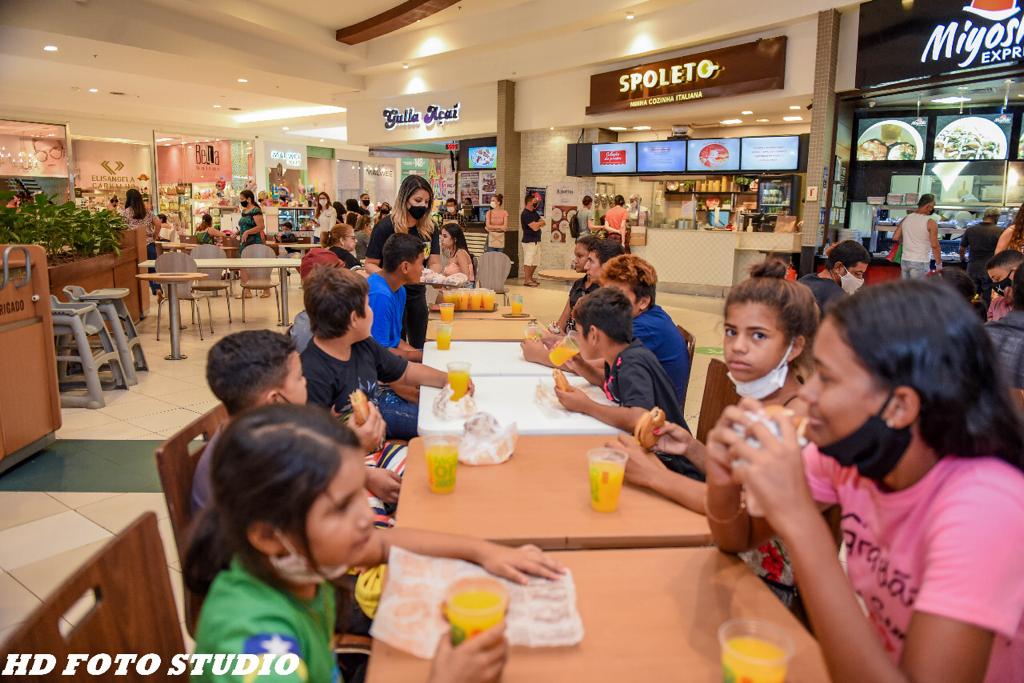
[200, 213, 213, 228]
[1014, 263, 1024, 310]
[446, 197, 457, 206]
[332, 201, 346, 218]
[524, 193, 537, 204]
[345, 198, 360, 213]
[184, 405, 362, 596]
[205, 331, 295, 415]
[441, 222, 470, 254]
[382, 232, 426, 272]
[828, 280, 1024, 469]
[282, 220, 293, 230]
[239, 189, 256, 205]
[827, 240, 870, 269]
[613, 195, 626, 207]
[124, 188, 146, 220]
[582, 195, 592, 206]
[987, 250, 1024, 272]
[573, 287, 634, 344]
[304, 265, 368, 339]
[576, 234, 599, 251]
[590, 238, 625, 265]
[345, 211, 359, 227]
[933, 268, 986, 322]
[158, 213, 168, 223]
[918, 193, 936, 208]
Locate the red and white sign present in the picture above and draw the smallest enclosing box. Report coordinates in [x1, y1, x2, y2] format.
[599, 150, 627, 166]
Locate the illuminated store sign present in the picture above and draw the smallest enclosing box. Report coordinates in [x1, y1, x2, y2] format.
[382, 103, 461, 131]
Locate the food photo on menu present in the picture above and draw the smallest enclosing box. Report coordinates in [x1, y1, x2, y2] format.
[933, 115, 1009, 161]
[856, 118, 924, 161]
[687, 138, 740, 172]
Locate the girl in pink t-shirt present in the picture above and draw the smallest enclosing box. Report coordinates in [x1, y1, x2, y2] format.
[705, 280, 1024, 682]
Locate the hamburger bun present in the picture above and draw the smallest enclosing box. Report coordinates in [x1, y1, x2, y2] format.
[633, 407, 666, 450]
[349, 389, 370, 426]
[552, 368, 571, 392]
[761, 405, 808, 440]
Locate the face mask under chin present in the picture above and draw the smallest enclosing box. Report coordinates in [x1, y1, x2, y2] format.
[728, 340, 793, 400]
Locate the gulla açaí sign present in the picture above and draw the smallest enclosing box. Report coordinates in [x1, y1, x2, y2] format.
[383, 103, 461, 131]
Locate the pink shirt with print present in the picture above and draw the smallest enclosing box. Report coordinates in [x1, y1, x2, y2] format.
[802, 444, 1024, 682]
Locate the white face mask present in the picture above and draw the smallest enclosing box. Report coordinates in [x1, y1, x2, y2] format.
[728, 340, 793, 400]
[839, 267, 864, 294]
[268, 532, 348, 584]
[319, 199, 327, 207]
[490, 201, 498, 209]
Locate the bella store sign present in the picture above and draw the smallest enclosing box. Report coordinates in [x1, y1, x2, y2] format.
[586, 37, 787, 115]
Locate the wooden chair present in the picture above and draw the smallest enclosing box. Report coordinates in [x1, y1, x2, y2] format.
[676, 324, 696, 366]
[1013, 388, 1024, 411]
[0, 513, 186, 680]
[155, 404, 229, 636]
[695, 358, 741, 445]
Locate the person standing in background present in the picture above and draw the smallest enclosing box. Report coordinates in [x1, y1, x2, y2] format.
[314, 191, 337, 244]
[485, 194, 508, 253]
[237, 189, 268, 296]
[374, 202, 391, 227]
[359, 192, 373, 216]
[995, 201, 1024, 255]
[892, 194, 941, 279]
[575, 195, 594, 238]
[520, 193, 545, 287]
[434, 197, 466, 230]
[354, 214, 372, 261]
[602, 195, 628, 244]
[959, 207, 1004, 305]
[122, 188, 161, 296]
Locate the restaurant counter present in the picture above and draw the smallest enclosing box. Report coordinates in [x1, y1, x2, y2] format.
[631, 229, 803, 295]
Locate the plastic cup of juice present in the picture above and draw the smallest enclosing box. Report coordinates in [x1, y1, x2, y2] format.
[481, 289, 496, 310]
[444, 290, 459, 305]
[444, 577, 508, 645]
[457, 289, 471, 311]
[718, 619, 794, 683]
[439, 302, 455, 323]
[548, 331, 580, 366]
[436, 323, 453, 351]
[447, 361, 471, 401]
[424, 435, 460, 494]
[523, 321, 543, 341]
[587, 447, 628, 512]
[469, 289, 484, 310]
[510, 294, 524, 316]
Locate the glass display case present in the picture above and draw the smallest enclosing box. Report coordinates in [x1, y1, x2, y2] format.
[757, 175, 800, 215]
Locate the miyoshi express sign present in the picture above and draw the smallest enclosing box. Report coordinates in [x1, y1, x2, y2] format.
[382, 103, 461, 131]
[924, 1, 1024, 68]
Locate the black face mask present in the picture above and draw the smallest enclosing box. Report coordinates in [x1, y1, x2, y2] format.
[240, 199, 249, 207]
[993, 277, 1013, 297]
[362, 199, 371, 207]
[818, 393, 912, 481]
[408, 205, 429, 220]
[380, 208, 390, 215]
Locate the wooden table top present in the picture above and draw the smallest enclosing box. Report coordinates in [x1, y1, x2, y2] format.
[430, 305, 536, 321]
[366, 547, 829, 683]
[538, 268, 582, 282]
[135, 272, 209, 282]
[427, 318, 531, 341]
[397, 435, 709, 550]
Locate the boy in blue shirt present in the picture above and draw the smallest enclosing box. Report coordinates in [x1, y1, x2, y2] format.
[368, 232, 424, 362]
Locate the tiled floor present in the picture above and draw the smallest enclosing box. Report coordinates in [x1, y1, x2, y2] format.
[0, 275, 726, 646]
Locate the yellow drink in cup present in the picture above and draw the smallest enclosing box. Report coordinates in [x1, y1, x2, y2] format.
[481, 289, 495, 310]
[447, 361, 471, 401]
[457, 289, 471, 311]
[718, 619, 794, 683]
[587, 448, 628, 512]
[548, 331, 580, 366]
[439, 302, 455, 323]
[523, 321, 543, 341]
[424, 435, 460, 494]
[436, 323, 453, 351]
[469, 289, 484, 310]
[510, 294, 524, 316]
[444, 577, 509, 645]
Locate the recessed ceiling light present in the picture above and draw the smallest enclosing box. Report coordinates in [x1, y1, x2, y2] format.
[281, 126, 289, 131]
[213, 104, 222, 108]
[43, 45, 58, 52]
[632, 125, 651, 131]
[741, 110, 753, 115]
[931, 95, 971, 104]
[237, 78, 248, 83]
[608, 126, 628, 131]
[402, 63, 409, 69]
[319, 138, 325, 142]
[549, 126, 555, 130]
[783, 115, 803, 121]
[720, 118, 743, 125]
[789, 105, 801, 110]
[626, 11, 635, 20]
[756, 118, 769, 123]
[87, 88, 98, 93]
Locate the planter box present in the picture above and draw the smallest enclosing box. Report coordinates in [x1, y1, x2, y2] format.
[47, 229, 149, 319]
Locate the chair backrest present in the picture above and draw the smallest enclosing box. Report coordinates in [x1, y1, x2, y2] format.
[1014, 388, 1024, 411]
[695, 358, 741, 444]
[476, 251, 512, 294]
[239, 243, 276, 280]
[154, 252, 197, 298]
[0, 513, 186, 679]
[154, 404, 229, 635]
[676, 324, 696, 366]
[192, 244, 227, 277]
[62, 285, 87, 302]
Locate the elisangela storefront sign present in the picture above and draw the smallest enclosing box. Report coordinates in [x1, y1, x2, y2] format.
[382, 103, 461, 131]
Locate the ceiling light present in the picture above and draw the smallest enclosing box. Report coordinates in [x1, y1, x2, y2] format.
[741, 110, 753, 115]
[237, 78, 248, 83]
[626, 11, 635, 20]
[402, 63, 409, 69]
[42, 45, 58, 52]
[549, 126, 555, 131]
[233, 105, 346, 123]
[608, 126, 628, 131]
[931, 95, 971, 104]
[632, 125, 651, 131]
[87, 88, 98, 93]
[281, 126, 289, 131]
[212, 104, 222, 109]
[783, 115, 803, 121]
[720, 119, 743, 125]
[319, 138, 325, 142]
[789, 105, 801, 110]
[756, 118, 769, 123]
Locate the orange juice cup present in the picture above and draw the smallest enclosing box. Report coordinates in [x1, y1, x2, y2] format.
[424, 435, 460, 494]
[587, 447, 628, 512]
[523, 321, 543, 341]
[469, 289, 484, 310]
[548, 331, 580, 366]
[436, 323, 453, 350]
[718, 619, 794, 683]
[481, 289, 496, 310]
[444, 290, 459, 305]
[510, 294, 524, 316]
[444, 577, 509, 645]
[457, 289, 471, 311]
[439, 302, 455, 323]
[447, 361, 471, 401]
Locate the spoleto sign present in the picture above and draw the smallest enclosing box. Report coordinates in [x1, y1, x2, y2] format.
[382, 103, 461, 131]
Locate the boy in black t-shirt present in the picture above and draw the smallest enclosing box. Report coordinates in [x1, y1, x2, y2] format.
[555, 287, 700, 478]
[300, 266, 453, 441]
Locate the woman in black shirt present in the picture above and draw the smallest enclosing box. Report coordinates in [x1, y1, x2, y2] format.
[364, 175, 440, 349]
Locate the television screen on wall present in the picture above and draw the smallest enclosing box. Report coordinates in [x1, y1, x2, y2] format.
[591, 143, 637, 173]
[855, 117, 926, 161]
[740, 136, 800, 171]
[933, 114, 1011, 161]
[467, 146, 498, 169]
[686, 138, 740, 172]
[637, 140, 687, 173]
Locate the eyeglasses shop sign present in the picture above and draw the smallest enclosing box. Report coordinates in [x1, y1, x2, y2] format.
[382, 103, 461, 131]
[857, 0, 1024, 88]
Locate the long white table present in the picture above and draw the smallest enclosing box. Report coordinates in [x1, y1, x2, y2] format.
[139, 257, 301, 326]
[421, 342, 550, 377]
[418, 375, 618, 436]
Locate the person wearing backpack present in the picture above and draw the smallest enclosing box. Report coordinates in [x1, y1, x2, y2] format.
[574, 195, 594, 239]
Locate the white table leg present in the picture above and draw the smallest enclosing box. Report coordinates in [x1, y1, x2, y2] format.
[278, 266, 289, 327]
[166, 287, 186, 360]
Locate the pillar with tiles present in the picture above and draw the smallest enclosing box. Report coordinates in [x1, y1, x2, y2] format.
[496, 79, 522, 276]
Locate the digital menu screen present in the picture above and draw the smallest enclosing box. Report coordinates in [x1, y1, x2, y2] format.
[933, 114, 1011, 161]
[686, 138, 740, 172]
[468, 146, 497, 169]
[740, 136, 800, 171]
[856, 117, 926, 161]
[637, 140, 687, 173]
[591, 143, 637, 173]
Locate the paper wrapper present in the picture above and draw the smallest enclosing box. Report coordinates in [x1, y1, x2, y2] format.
[371, 547, 585, 659]
[732, 410, 807, 518]
[534, 381, 574, 417]
[432, 387, 478, 419]
[459, 412, 518, 465]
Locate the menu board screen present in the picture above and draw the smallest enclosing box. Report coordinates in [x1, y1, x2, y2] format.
[740, 136, 800, 171]
[856, 117, 926, 161]
[592, 143, 637, 173]
[637, 140, 687, 173]
[467, 146, 497, 169]
[933, 114, 1011, 161]
[686, 138, 740, 172]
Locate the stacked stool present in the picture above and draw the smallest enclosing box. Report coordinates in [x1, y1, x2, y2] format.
[62, 286, 148, 384]
[51, 296, 129, 408]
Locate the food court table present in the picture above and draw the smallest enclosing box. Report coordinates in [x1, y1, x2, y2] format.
[426, 318, 530, 342]
[366, 547, 829, 683]
[139, 257, 300, 326]
[537, 268, 581, 282]
[398, 435, 709, 549]
[429, 305, 536, 321]
[418, 375, 617, 436]
[422, 342, 549, 377]
[156, 243, 238, 254]
[135, 272, 208, 360]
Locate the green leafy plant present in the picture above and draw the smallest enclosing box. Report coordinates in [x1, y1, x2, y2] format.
[0, 190, 127, 261]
